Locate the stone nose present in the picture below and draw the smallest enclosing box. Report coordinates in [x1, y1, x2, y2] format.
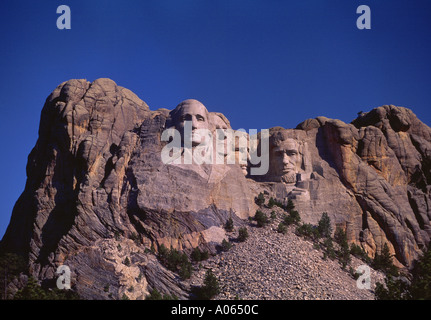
[191, 117, 198, 130]
[283, 153, 291, 164]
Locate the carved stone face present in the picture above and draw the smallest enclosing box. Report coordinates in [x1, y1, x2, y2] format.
[235, 146, 249, 176]
[271, 137, 301, 183]
[233, 132, 249, 176]
[211, 113, 229, 131]
[210, 113, 230, 159]
[174, 99, 210, 146]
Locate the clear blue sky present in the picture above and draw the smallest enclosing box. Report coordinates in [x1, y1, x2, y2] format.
[1, 0, 430, 239]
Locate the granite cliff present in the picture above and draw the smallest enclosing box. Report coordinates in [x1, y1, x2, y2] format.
[1, 78, 430, 299]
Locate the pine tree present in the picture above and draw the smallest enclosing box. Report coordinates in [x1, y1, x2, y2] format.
[338, 239, 351, 269]
[146, 288, 178, 300]
[0, 252, 26, 299]
[334, 227, 350, 269]
[375, 242, 431, 300]
[224, 217, 234, 232]
[317, 212, 332, 238]
[146, 288, 163, 300]
[191, 247, 202, 262]
[200, 269, 220, 300]
[255, 192, 265, 206]
[410, 245, 431, 299]
[323, 237, 336, 260]
[14, 277, 48, 300]
[221, 239, 232, 251]
[375, 276, 410, 300]
[178, 253, 192, 280]
[373, 243, 398, 277]
[285, 199, 295, 212]
[238, 227, 249, 242]
[268, 197, 276, 208]
[254, 210, 269, 227]
[334, 226, 347, 245]
[277, 222, 287, 234]
[284, 210, 301, 226]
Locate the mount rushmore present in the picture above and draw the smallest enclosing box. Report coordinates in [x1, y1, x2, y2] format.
[1, 78, 430, 299]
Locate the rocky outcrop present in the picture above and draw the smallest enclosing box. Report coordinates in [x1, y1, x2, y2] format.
[0, 78, 255, 299]
[293, 105, 431, 266]
[1, 78, 430, 299]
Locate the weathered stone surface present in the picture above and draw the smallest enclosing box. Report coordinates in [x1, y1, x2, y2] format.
[1, 79, 430, 299]
[0, 79, 256, 299]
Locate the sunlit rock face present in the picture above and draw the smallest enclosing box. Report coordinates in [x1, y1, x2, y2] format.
[1, 78, 430, 299]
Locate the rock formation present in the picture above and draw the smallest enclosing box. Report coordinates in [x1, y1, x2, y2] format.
[1, 78, 430, 299]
